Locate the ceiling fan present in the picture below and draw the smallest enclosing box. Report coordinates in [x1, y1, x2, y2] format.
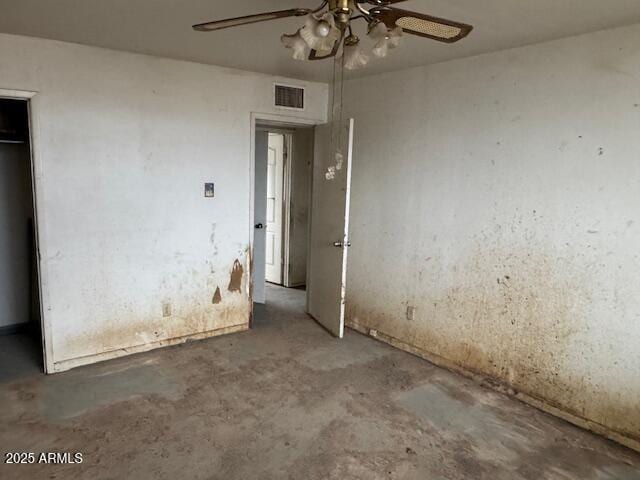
[193, 0, 473, 70]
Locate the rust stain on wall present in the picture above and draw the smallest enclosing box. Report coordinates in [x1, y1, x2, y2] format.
[228, 259, 244, 293]
[212, 287, 222, 305]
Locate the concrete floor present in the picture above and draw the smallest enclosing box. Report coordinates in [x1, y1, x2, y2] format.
[1, 285, 639, 480]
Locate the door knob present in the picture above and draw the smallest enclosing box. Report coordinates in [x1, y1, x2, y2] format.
[255, 223, 264, 229]
[333, 241, 351, 248]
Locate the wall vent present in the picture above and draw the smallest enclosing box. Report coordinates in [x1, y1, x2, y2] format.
[274, 84, 305, 110]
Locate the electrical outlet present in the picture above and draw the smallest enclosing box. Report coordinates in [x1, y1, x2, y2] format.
[406, 306, 417, 321]
[162, 303, 172, 317]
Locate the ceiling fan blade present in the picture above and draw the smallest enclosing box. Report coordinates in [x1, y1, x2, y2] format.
[370, 7, 473, 43]
[193, 8, 311, 32]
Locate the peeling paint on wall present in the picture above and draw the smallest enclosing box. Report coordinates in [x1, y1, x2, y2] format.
[228, 259, 244, 293]
[212, 287, 222, 305]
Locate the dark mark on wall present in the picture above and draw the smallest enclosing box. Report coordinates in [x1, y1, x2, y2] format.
[210, 224, 219, 257]
[228, 259, 244, 293]
[212, 287, 222, 305]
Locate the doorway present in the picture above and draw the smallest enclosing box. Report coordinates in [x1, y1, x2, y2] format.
[254, 125, 315, 304]
[251, 115, 355, 339]
[0, 98, 43, 379]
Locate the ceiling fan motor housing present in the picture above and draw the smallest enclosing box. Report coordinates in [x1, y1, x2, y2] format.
[329, 0, 353, 24]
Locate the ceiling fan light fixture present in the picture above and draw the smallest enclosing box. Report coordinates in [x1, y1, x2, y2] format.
[281, 31, 310, 61]
[315, 21, 332, 38]
[300, 13, 341, 51]
[387, 26, 404, 47]
[369, 22, 403, 58]
[280, 30, 310, 61]
[343, 35, 370, 71]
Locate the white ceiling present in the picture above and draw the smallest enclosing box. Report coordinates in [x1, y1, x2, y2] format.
[1, 0, 639, 82]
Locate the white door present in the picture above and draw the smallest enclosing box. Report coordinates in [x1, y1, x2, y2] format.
[265, 133, 285, 284]
[307, 119, 355, 338]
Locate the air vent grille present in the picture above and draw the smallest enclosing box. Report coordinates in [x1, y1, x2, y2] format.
[275, 85, 305, 109]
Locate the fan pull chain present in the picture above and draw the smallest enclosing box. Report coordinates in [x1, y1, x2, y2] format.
[326, 48, 346, 181]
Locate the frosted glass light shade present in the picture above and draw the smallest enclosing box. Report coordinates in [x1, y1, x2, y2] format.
[300, 13, 341, 51]
[343, 43, 370, 70]
[281, 31, 309, 61]
[316, 22, 331, 38]
[369, 22, 403, 58]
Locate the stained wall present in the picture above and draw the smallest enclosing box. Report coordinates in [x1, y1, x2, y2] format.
[344, 23, 640, 447]
[0, 33, 328, 371]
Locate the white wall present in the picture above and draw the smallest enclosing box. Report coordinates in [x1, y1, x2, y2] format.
[0, 33, 328, 371]
[344, 23, 640, 448]
[0, 142, 32, 329]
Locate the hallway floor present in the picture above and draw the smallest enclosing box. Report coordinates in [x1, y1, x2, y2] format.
[1, 284, 639, 479]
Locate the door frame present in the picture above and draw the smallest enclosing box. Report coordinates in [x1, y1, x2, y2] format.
[281, 131, 293, 288]
[249, 113, 319, 316]
[0, 87, 53, 373]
